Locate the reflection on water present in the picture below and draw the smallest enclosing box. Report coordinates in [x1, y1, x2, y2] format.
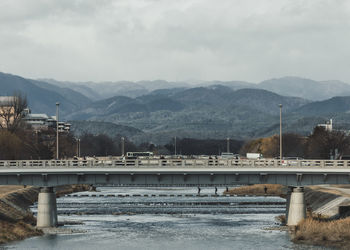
[5, 187, 331, 250]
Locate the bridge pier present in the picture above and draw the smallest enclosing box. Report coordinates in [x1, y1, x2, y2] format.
[36, 187, 58, 228]
[285, 186, 293, 223]
[287, 186, 306, 226]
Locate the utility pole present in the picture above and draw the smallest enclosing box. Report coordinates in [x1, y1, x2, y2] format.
[76, 138, 81, 158]
[227, 137, 230, 153]
[279, 104, 283, 161]
[121, 137, 125, 156]
[56, 102, 59, 160]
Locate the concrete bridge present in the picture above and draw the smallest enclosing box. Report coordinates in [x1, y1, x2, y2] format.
[1, 158, 349, 228]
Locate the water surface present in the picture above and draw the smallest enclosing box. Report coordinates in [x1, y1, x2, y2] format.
[5, 187, 331, 250]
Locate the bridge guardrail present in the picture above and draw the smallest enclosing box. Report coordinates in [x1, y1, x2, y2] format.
[1, 159, 350, 169]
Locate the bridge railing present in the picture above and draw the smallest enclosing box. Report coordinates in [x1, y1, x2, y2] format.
[1, 159, 350, 168]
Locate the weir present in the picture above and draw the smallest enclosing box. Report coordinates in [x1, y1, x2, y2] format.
[35, 185, 306, 228]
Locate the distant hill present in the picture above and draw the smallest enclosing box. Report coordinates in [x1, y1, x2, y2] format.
[40, 79, 102, 101]
[0, 72, 91, 116]
[30, 80, 91, 108]
[259, 76, 350, 101]
[296, 96, 350, 115]
[68, 86, 309, 119]
[42, 79, 191, 100]
[66, 85, 311, 144]
[4, 71, 350, 144]
[42, 76, 350, 102]
[69, 121, 144, 139]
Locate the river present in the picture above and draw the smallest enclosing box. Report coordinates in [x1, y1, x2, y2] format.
[4, 187, 331, 250]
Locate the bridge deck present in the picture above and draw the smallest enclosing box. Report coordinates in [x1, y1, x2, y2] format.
[1, 159, 350, 186]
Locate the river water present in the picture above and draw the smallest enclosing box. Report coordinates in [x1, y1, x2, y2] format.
[5, 187, 331, 250]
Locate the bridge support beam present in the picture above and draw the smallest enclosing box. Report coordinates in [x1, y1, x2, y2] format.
[36, 187, 58, 228]
[287, 186, 306, 226]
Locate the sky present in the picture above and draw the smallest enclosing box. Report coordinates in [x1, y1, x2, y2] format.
[1, 0, 350, 83]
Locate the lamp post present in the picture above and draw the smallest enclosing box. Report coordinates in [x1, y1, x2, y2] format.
[76, 138, 81, 158]
[121, 137, 125, 156]
[227, 137, 230, 153]
[279, 104, 283, 161]
[174, 136, 177, 156]
[56, 102, 59, 160]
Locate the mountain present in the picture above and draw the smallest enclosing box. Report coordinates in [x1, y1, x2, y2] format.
[0, 72, 90, 116]
[40, 79, 102, 101]
[43, 76, 350, 102]
[42, 76, 350, 102]
[296, 96, 350, 115]
[66, 85, 310, 144]
[67, 86, 309, 120]
[42, 79, 191, 100]
[197, 80, 257, 90]
[259, 76, 350, 101]
[69, 121, 144, 139]
[30, 80, 91, 108]
[5, 71, 350, 144]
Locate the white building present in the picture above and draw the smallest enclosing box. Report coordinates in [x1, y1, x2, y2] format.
[24, 112, 71, 133]
[317, 119, 333, 132]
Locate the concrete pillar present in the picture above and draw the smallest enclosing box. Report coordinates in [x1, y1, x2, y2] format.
[287, 186, 306, 226]
[285, 186, 294, 223]
[37, 187, 58, 228]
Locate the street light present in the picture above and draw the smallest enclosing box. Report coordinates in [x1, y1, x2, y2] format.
[174, 136, 177, 156]
[227, 137, 230, 153]
[121, 137, 125, 156]
[279, 104, 283, 161]
[76, 138, 81, 158]
[56, 102, 59, 160]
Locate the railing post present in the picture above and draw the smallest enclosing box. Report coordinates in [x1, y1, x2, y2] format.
[320, 160, 324, 168]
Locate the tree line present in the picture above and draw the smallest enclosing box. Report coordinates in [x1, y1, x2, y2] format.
[240, 126, 350, 159]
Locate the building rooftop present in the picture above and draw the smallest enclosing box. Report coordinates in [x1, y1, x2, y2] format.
[0, 96, 16, 106]
[25, 114, 49, 119]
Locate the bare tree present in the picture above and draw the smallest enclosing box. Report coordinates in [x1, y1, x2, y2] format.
[0, 92, 28, 133]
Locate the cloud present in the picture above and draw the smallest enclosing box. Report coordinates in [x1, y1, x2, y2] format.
[0, 0, 350, 83]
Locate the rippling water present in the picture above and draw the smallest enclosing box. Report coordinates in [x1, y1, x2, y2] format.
[5, 187, 331, 250]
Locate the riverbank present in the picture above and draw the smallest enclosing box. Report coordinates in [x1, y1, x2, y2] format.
[223, 184, 286, 198]
[225, 184, 350, 249]
[293, 185, 350, 249]
[293, 216, 350, 249]
[0, 185, 91, 245]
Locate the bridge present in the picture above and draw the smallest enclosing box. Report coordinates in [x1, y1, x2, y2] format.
[1, 158, 349, 228]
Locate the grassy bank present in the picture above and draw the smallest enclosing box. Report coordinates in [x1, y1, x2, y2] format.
[223, 184, 286, 198]
[293, 217, 350, 249]
[0, 184, 91, 245]
[0, 220, 43, 244]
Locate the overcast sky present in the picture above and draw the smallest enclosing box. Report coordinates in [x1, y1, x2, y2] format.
[1, 0, 350, 83]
